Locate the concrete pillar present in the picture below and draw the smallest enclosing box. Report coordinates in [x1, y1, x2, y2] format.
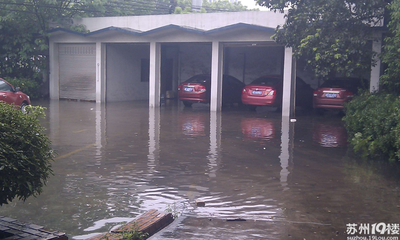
[370, 31, 382, 92]
[95, 42, 106, 103]
[49, 41, 59, 100]
[149, 42, 161, 108]
[282, 47, 294, 117]
[210, 41, 223, 112]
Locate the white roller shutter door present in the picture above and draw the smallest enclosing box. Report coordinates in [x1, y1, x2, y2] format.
[59, 44, 96, 101]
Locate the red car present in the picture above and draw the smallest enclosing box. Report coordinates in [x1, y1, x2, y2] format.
[241, 76, 313, 110]
[313, 78, 368, 111]
[178, 74, 245, 107]
[0, 78, 31, 112]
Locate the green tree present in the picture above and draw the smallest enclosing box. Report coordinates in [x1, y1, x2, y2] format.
[174, 0, 250, 14]
[0, 102, 54, 205]
[202, 0, 249, 12]
[380, 0, 400, 93]
[256, 0, 389, 78]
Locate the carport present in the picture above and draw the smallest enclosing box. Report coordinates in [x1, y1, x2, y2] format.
[48, 11, 382, 117]
[48, 12, 297, 116]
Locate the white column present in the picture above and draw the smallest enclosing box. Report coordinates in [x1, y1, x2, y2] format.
[49, 41, 59, 100]
[210, 41, 223, 112]
[282, 47, 293, 117]
[149, 42, 161, 108]
[370, 31, 382, 92]
[95, 42, 105, 103]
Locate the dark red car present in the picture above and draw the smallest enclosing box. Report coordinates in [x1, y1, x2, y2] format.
[241, 76, 313, 110]
[178, 74, 245, 107]
[0, 78, 31, 112]
[313, 78, 368, 111]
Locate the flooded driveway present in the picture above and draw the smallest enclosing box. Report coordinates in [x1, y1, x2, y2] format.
[1, 100, 399, 239]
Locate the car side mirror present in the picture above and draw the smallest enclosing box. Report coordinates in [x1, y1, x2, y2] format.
[15, 87, 20, 92]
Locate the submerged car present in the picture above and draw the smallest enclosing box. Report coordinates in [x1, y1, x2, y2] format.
[178, 74, 245, 107]
[313, 78, 368, 111]
[241, 76, 313, 110]
[0, 78, 30, 112]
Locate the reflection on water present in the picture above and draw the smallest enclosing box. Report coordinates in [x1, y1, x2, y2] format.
[207, 112, 221, 178]
[312, 122, 347, 147]
[148, 107, 160, 173]
[179, 110, 207, 137]
[0, 100, 399, 240]
[279, 116, 293, 191]
[241, 118, 275, 141]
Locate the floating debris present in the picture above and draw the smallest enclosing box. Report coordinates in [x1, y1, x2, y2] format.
[226, 218, 246, 222]
[195, 200, 205, 207]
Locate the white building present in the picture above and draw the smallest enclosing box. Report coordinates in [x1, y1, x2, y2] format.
[48, 11, 381, 116]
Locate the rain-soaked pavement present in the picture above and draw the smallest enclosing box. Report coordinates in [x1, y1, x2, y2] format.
[1, 100, 400, 240]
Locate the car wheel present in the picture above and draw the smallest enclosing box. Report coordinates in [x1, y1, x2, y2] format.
[248, 105, 257, 111]
[183, 101, 193, 108]
[20, 102, 28, 114]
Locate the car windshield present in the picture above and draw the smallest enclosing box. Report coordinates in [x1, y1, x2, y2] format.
[184, 75, 210, 83]
[0, 80, 13, 92]
[251, 77, 281, 86]
[320, 78, 368, 93]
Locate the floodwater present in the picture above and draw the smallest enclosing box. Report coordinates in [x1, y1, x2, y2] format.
[1, 100, 400, 240]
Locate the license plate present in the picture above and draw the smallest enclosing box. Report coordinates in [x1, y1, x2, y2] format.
[252, 90, 262, 95]
[325, 93, 337, 98]
[184, 87, 193, 92]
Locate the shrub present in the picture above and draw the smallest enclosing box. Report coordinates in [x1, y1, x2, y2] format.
[343, 92, 400, 161]
[0, 102, 54, 205]
[4, 77, 42, 100]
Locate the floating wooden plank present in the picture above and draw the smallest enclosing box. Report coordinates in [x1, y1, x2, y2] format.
[88, 209, 173, 240]
[113, 209, 173, 237]
[0, 216, 68, 240]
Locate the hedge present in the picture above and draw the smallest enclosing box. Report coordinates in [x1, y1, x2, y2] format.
[343, 92, 400, 162]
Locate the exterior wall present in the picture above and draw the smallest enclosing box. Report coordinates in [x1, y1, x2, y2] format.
[74, 11, 286, 32]
[106, 44, 150, 102]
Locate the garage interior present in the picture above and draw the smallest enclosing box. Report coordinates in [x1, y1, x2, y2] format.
[103, 42, 288, 104]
